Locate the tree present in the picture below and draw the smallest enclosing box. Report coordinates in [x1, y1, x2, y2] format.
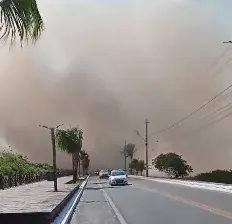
[121, 143, 137, 170]
[0, 0, 44, 44]
[124, 143, 137, 160]
[80, 150, 90, 176]
[138, 160, 146, 176]
[56, 127, 83, 183]
[152, 153, 193, 178]
[129, 158, 139, 175]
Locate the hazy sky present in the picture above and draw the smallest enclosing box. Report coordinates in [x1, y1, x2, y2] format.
[1, 0, 232, 174]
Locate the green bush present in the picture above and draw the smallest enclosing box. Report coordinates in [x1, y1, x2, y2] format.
[0, 151, 53, 175]
[193, 169, 232, 184]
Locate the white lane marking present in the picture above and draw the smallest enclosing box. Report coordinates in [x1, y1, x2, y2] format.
[60, 176, 89, 224]
[98, 180, 128, 224]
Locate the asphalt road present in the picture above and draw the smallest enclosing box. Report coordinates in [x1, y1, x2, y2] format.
[71, 176, 232, 224]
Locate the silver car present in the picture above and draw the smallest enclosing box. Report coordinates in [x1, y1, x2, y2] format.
[109, 170, 128, 186]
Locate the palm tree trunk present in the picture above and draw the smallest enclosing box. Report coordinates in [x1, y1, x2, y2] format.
[73, 153, 78, 183]
[71, 154, 76, 182]
[78, 155, 81, 177]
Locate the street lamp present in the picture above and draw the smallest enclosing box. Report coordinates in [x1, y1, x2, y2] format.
[39, 124, 63, 192]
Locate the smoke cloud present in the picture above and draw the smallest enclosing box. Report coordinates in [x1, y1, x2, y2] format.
[0, 0, 231, 174]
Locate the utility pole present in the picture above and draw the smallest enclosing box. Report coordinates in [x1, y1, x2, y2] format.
[120, 141, 127, 170]
[135, 120, 158, 177]
[145, 119, 149, 177]
[135, 120, 149, 177]
[39, 124, 63, 192]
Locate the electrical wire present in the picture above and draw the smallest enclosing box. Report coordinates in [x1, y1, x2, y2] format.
[213, 104, 232, 117]
[205, 46, 232, 75]
[149, 84, 232, 137]
[212, 56, 232, 77]
[200, 100, 232, 120]
[196, 111, 232, 133]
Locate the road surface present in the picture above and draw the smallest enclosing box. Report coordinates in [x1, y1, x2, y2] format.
[71, 176, 232, 224]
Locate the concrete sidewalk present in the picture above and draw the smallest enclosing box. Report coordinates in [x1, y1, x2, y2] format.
[0, 176, 77, 213]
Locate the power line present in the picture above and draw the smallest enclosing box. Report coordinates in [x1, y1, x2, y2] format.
[148, 42, 232, 137]
[212, 56, 232, 77]
[205, 46, 232, 75]
[149, 84, 232, 137]
[200, 100, 232, 120]
[195, 89, 232, 115]
[197, 111, 232, 133]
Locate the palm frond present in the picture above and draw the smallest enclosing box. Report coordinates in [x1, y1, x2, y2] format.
[55, 128, 83, 154]
[0, 0, 44, 44]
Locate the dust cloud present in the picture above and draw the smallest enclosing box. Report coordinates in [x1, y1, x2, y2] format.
[0, 0, 231, 174]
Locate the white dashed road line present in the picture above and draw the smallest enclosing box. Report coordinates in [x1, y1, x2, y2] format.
[98, 180, 128, 224]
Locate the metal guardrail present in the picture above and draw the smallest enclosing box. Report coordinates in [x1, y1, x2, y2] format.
[52, 175, 90, 224]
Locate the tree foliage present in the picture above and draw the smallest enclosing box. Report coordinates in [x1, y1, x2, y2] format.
[152, 153, 193, 178]
[129, 158, 145, 175]
[0, 0, 44, 44]
[193, 169, 232, 184]
[56, 128, 83, 154]
[80, 149, 90, 175]
[55, 127, 83, 182]
[124, 143, 137, 160]
[0, 151, 52, 175]
[138, 160, 146, 175]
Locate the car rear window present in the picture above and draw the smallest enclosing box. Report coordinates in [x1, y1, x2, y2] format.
[111, 171, 125, 176]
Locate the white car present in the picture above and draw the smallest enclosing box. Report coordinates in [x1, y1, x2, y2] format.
[109, 170, 128, 186]
[99, 170, 110, 179]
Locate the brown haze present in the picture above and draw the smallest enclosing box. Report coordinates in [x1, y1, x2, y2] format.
[0, 0, 232, 174]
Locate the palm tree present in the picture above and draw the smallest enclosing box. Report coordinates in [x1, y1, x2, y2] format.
[0, 0, 44, 44]
[55, 127, 83, 183]
[80, 150, 90, 176]
[79, 149, 85, 176]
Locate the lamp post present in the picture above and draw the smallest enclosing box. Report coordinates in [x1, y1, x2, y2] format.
[39, 124, 63, 192]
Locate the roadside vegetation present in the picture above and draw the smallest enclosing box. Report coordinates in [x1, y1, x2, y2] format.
[193, 170, 232, 184]
[0, 151, 52, 175]
[129, 158, 146, 175]
[152, 153, 193, 178]
[151, 152, 232, 184]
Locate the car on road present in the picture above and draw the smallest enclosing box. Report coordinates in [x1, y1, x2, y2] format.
[109, 170, 128, 186]
[99, 170, 110, 179]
